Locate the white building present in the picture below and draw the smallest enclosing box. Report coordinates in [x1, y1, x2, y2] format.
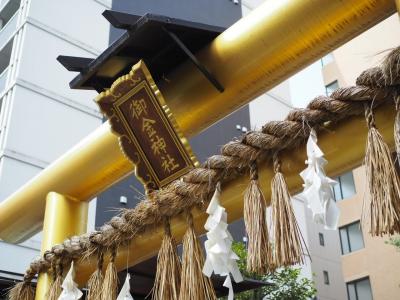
[1, 0, 398, 299]
[244, 1, 400, 299]
[0, 0, 314, 291]
[0, 0, 110, 281]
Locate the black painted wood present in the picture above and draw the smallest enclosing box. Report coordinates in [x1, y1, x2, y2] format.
[58, 12, 225, 92]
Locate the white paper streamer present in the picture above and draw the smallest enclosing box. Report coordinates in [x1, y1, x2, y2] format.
[117, 273, 134, 300]
[58, 261, 83, 300]
[202, 183, 243, 300]
[298, 129, 340, 229]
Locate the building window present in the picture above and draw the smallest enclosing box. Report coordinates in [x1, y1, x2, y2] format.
[333, 171, 356, 201]
[0, 0, 21, 30]
[319, 232, 325, 246]
[347, 277, 373, 300]
[323, 271, 330, 285]
[339, 221, 364, 255]
[325, 80, 339, 96]
[0, 38, 13, 93]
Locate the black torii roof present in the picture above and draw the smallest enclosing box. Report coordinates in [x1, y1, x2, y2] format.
[54, 9, 268, 299]
[58, 10, 225, 93]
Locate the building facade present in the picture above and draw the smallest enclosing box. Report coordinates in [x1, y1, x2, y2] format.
[319, 14, 400, 300]
[0, 0, 111, 293]
[288, 12, 400, 300]
[0, 0, 399, 299]
[244, 2, 400, 300]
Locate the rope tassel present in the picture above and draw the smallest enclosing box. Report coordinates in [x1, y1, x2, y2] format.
[271, 154, 304, 268]
[8, 279, 35, 300]
[244, 162, 273, 275]
[87, 250, 105, 300]
[102, 248, 118, 300]
[152, 218, 181, 300]
[394, 96, 400, 164]
[179, 211, 216, 300]
[363, 105, 400, 236]
[47, 262, 63, 300]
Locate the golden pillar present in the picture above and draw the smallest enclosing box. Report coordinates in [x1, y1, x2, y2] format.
[0, 0, 396, 244]
[73, 102, 396, 284]
[35, 192, 88, 300]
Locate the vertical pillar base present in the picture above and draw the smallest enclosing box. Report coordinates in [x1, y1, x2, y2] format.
[35, 192, 88, 300]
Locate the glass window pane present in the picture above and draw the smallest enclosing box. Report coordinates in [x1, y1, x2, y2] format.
[340, 228, 350, 254]
[348, 222, 364, 252]
[347, 283, 357, 300]
[357, 278, 373, 300]
[326, 80, 339, 96]
[333, 182, 342, 201]
[341, 172, 356, 199]
[323, 271, 330, 285]
[319, 232, 325, 246]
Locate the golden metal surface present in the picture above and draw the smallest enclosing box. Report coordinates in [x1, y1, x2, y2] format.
[161, 0, 396, 135]
[0, 124, 127, 243]
[73, 102, 395, 284]
[0, 0, 396, 243]
[35, 193, 88, 300]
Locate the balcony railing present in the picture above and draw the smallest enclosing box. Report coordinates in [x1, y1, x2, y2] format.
[0, 66, 9, 93]
[0, 11, 17, 51]
[0, 0, 9, 11]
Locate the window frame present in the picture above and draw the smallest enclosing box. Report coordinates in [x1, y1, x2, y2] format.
[333, 175, 343, 201]
[339, 221, 364, 255]
[323, 270, 330, 285]
[325, 80, 339, 96]
[319, 232, 325, 246]
[346, 277, 373, 300]
[332, 171, 356, 201]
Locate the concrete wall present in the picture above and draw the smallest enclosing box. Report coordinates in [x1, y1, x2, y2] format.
[290, 56, 349, 300]
[332, 14, 400, 87]
[339, 167, 400, 299]
[0, 0, 110, 276]
[287, 13, 400, 300]
[304, 205, 347, 300]
[321, 13, 400, 300]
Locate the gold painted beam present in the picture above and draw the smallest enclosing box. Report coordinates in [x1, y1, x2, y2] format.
[0, 0, 396, 243]
[73, 101, 395, 284]
[35, 193, 88, 299]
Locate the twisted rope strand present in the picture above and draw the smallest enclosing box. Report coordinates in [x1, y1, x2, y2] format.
[22, 47, 400, 280]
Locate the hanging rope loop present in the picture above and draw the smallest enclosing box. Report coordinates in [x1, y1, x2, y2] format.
[18, 45, 400, 281]
[249, 161, 258, 180]
[364, 104, 376, 129]
[273, 152, 281, 173]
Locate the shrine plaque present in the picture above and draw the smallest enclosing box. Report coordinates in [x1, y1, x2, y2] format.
[96, 60, 198, 191]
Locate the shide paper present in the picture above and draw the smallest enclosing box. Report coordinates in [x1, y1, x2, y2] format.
[58, 261, 83, 300]
[299, 129, 340, 229]
[202, 183, 243, 300]
[117, 273, 134, 300]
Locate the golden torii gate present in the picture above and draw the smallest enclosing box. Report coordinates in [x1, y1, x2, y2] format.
[0, 0, 399, 298]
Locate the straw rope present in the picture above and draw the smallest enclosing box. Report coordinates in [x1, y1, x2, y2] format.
[21, 47, 400, 282]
